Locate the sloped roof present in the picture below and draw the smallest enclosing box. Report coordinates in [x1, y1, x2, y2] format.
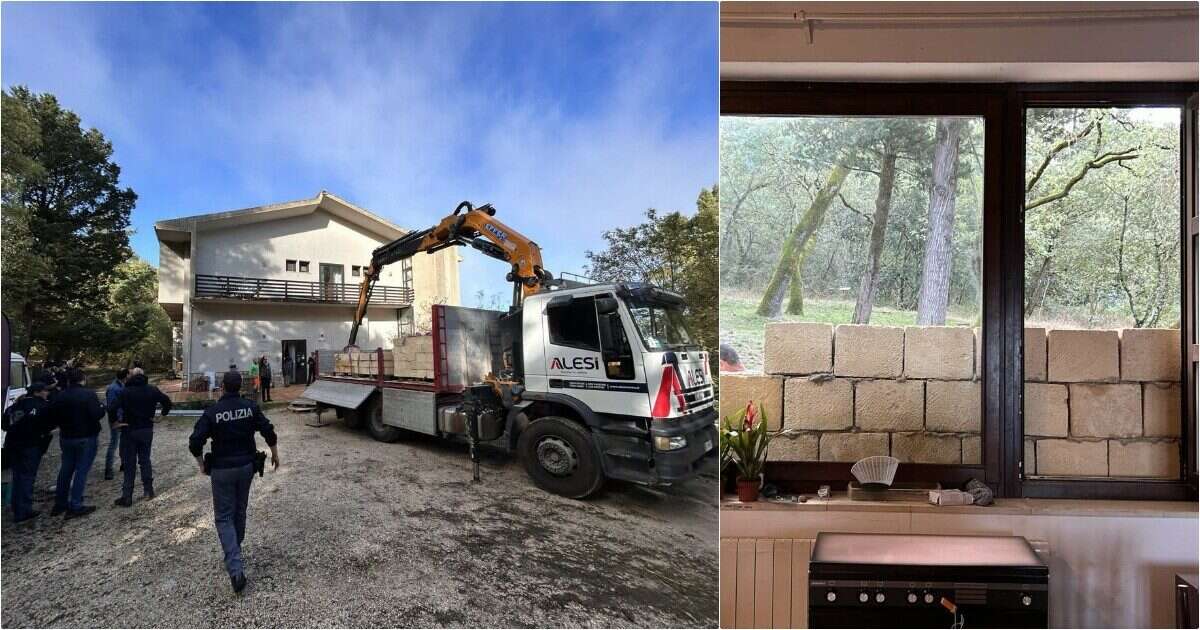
[154, 191, 408, 242]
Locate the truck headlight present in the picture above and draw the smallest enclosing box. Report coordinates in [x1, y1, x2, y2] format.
[654, 435, 688, 451]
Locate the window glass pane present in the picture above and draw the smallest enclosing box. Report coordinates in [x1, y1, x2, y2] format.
[596, 295, 636, 380]
[548, 296, 600, 351]
[720, 115, 984, 465]
[1023, 107, 1182, 480]
[299, 261, 309, 273]
[286, 260, 296, 272]
[10, 361, 27, 389]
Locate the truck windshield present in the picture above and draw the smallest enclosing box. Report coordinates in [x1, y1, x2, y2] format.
[627, 300, 698, 351]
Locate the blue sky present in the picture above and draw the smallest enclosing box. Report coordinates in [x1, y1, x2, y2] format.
[1, 2, 718, 302]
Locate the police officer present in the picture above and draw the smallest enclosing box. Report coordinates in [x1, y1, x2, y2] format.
[189, 371, 279, 593]
[48, 368, 106, 518]
[104, 368, 129, 480]
[108, 369, 172, 506]
[2, 382, 55, 522]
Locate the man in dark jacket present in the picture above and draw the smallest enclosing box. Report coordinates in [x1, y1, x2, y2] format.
[259, 355, 273, 402]
[189, 371, 279, 593]
[49, 368, 106, 518]
[103, 368, 129, 480]
[3, 382, 55, 522]
[108, 370, 172, 506]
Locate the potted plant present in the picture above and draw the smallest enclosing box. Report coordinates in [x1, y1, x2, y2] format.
[720, 400, 780, 502]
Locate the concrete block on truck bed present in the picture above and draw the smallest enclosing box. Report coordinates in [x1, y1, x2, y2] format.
[391, 334, 435, 379]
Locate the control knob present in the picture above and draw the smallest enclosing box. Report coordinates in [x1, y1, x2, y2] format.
[906, 592, 918, 604]
[874, 592, 886, 603]
[826, 590, 837, 603]
[923, 592, 935, 604]
[858, 591, 870, 603]
[1021, 594, 1032, 607]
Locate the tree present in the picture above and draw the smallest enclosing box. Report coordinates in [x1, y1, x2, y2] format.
[915, 118, 965, 325]
[585, 187, 719, 377]
[1, 86, 135, 358]
[755, 163, 849, 318]
[104, 258, 173, 368]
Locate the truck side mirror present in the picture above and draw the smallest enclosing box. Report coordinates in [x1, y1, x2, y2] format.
[596, 297, 619, 315]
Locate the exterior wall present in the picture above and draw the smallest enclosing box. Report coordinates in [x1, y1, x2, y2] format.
[188, 302, 400, 375]
[158, 240, 188, 305]
[193, 208, 404, 287]
[722, 324, 1181, 476]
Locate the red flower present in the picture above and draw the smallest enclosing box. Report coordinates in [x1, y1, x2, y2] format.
[744, 401, 758, 429]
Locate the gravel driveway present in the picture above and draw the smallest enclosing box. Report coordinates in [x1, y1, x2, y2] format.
[1, 410, 718, 628]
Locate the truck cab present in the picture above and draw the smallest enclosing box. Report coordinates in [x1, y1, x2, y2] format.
[516, 283, 717, 495]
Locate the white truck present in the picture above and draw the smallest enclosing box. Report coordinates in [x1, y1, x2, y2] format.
[303, 282, 717, 498]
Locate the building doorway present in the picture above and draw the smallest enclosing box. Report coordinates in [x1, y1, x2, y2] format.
[282, 339, 307, 386]
[319, 263, 345, 301]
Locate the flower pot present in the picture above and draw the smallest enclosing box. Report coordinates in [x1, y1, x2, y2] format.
[736, 478, 760, 502]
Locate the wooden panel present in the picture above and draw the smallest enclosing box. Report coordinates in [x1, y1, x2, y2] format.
[791, 539, 812, 629]
[735, 539, 756, 628]
[771, 540, 793, 629]
[719, 539, 738, 629]
[754, 540, 774, 628]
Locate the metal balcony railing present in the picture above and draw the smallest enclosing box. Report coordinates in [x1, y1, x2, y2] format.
[194, 274, 413, 306]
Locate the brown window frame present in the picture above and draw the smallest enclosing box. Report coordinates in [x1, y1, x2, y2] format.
[721, 81, 1198, 501]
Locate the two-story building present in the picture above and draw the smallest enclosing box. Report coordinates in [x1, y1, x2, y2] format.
[156, 191, 460, 383]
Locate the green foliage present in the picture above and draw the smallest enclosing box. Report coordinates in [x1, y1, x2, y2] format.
[1024, 108, 1180, 328]
[103, 258, 173, 368]
[719, 400, 780, 483]
[585, 187, 719, 377]
[1, 86, 137, 359]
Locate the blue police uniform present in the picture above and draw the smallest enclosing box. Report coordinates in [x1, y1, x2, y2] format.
[3, 393, 54, 521]
[188, 390, 277, 582]
[108, 373, 172, 502]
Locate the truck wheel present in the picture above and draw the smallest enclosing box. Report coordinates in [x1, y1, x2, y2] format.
[517, 417, 604, 499]
[363, 395, 402, 443]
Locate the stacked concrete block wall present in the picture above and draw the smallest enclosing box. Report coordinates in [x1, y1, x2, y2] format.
[391, 334, 435, 380]
[719, 323, 1182, 478]
[1024, 328, 1181, 479]
[729, 322, 984, 465]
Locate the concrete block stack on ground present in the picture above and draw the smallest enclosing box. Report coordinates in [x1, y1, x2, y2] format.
[747, 323, 1182, 476]
[1025, 327, 1181, 478]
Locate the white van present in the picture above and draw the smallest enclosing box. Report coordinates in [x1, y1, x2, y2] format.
[6, 353, 31, 412]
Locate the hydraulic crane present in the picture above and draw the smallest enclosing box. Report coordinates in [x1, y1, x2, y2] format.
[346, 201, 552, 348]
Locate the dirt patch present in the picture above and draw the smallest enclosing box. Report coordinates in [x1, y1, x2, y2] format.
[1, 411, 717, 628]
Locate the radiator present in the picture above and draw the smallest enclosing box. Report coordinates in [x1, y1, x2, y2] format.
[720, 538, 814, 629]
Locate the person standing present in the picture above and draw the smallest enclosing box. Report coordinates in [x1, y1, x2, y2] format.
[108, 369, 172, 506]
[48, 368, 106, 518]
[2, 382, 55, 522]
[189, 371, 279, 593]
[103, 368, 129, 480]
[308, 351, 318, 384]
[248, 359, 259, 402]
[259, 355, 273, 402]
[282, 353, 293, 387]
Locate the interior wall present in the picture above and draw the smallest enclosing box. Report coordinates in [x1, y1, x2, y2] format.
[721, 1, 1199, 81]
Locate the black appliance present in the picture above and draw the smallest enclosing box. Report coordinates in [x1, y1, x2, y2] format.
[1178, 574, 1198, 629]
[808, 532, 1049, 628]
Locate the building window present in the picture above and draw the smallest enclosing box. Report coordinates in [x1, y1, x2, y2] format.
[547, 295, 601, 352]
[352, 265, 361, 277]
[719, 113, 985, 466]
[299, 260, 309, 273]
[1023, 106, 1183, 481]
[286, 259, 296, 272]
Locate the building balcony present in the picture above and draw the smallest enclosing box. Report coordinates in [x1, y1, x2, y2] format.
[194, 274, 413, 306]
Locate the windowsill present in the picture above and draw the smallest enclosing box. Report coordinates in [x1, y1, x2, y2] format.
[720, 493, 1199, 518]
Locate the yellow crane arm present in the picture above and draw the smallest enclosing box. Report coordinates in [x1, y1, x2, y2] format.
[346, 201, 550, 348]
